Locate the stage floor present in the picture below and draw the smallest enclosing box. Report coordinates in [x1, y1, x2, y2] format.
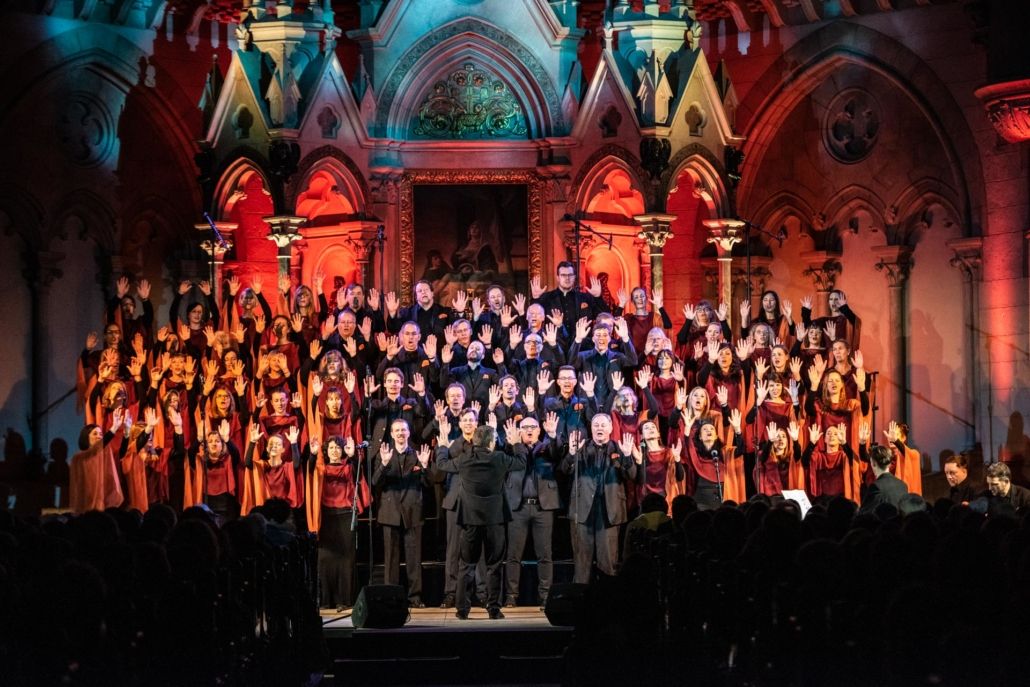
[322, 606, 565, 636]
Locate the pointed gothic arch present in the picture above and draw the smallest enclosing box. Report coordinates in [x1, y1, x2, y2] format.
[376, 17, 563, 139]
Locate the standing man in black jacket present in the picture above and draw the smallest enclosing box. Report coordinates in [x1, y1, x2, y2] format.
[372, 419, 432, 607]
[860, 444, 908, 513]
[436, 420, 526, 619]
[503, 411, 562, 607]
[561, 414, 637, 583]
[532, 261, 608, 328]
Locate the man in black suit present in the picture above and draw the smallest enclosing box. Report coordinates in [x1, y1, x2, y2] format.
[542, 365, 597, 443]
[386, 280, 457, 341]
[372, 419, 432, 607]
[436, 420, 527, 619]
[983, 462, 1030, 513]
[860, 445, 908, 513]
[441, 341, 499, 408]
[532, 261, 608, 329]
[560, 413, 637, 583]
[943, 452, 977, 505]
[364, 367, 431, 460]
[569, 321, 637, 407]
[503, 412, 562, 607]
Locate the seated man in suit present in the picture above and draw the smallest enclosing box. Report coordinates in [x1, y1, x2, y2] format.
[943, 452, 977, 505]
[860, 444, 908, 513]
[983, 461, 1030, 514]
[436, 419, 526, 619]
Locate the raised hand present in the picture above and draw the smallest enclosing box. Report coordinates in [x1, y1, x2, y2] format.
[313, 269, 325, 294]
[734, 339, 752, 362]
[782, 299, 793, 322]
[543, 323, 559, 347]
[670, 440, 682, 463]
[489, 384, 501, 409]
[672, 361, 685, 382]
[470, 400, 482, 417]
[344, 437, 357, 458]
[198, 280, 212, 297]
[610, 370, 624, 391]
[127, 356, 143, 379]
[471, 296, 484, 321]
[859, 422, 872, 444]
[812, 354, 827, 378]
[650, 288, 663, 311]
[144, 407, 159, 431]
[512, 292, 527, 316]
[795, 323, 807, 343]
[739, 300, 751, 323]
[157, 326, 169, 343]
[523, 386, 536, 411]
[379, 443, 393, 466]
[500, 305, 516, 328]
[309, 437, 322, 457]
[254, 312, 266, 334]
[492, 347, 505, 365]
[787, 379, 800, 404]
[766, 421, 780, 442]
[285, 425, 300, 445]
[343, 370, 356, 394]
[248, 423, 263, 444]
[707, 340, 720, 363]
[693, 340, 704, 361]
[218, 419, 231, 443]
[754, 358, 769, 381]
[579, 371, 596, 397]
[717, 302, 729, 321]
[547, 308, 564, 328]
[574, 317, 590, 343]
[291, 392, 302, 409]
[682, 303, 696, 322]
[755, 379, 769, 406]
[386, 336, 401, 359]
[116, 275, 130, 299]
[367, 287, 381, 311]
[836, 423, 848, 443]
[675, 385, 688, 410]
[486, 412, 497, 429]
[384, 291, 399, 316]
[478, 324, 494, 345]
[228, 275, 241, 297]
[452, 290, 468, 314]
[807, 365, 822, 391]
[851, 350, 864, 370]
[309, 340, 324, 362]
[823, 320, 837, 343]
[423, 333, 438, 360]
[411, 372, 426, 396]
[311, 375, 324, 397]
[807, 422, 831, 447]
[716, 385, 729, 407]
[536, 369, 553, 395]
[618, 433, 636, 458]
[729, 408, 742, 434]
[111, 407, 125, 431]
[884, 420, 899, 444]
[504, 418, 520, 445]
[234, 376, 247, 397]
[614, 317, 630, 342]
[364, 375, 381, 396]
[543, 411, 559, 437]
[359, 317, 373, 342]
[588, 276, 602, 297]
[530, 276, 545, 300]
[800, 295, 813, 310]
[167, 406, 183, 429]
[443, 325, 456, 346]
[567, 430, 582, 455]
[787, 421, 801, 442]
[136, 280, 151, 302]
[438, 416, 452, 442]
[617, 287, 629, 309]
[789, 356, 803, 379]
[635, 366, 653, 389]
[441, 344, 453, 365]
[177, 322, 190, 342]
[203, 325, 216, 347]
[178, 280, 191, 295]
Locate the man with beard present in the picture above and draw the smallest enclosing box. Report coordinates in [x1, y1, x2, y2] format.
[441, 341, 499, 409]
[386, 280, 457, 341]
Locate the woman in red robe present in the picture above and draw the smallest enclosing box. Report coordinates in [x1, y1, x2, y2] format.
[70, 409, 125, 514]
[801, 423, 857, 500]
[682, 412, 745, 509]
[631, 420, 685, 513]
[243, 424, 302, 512]
[805, 365, 869, 502]
[755, 420, 802, 497]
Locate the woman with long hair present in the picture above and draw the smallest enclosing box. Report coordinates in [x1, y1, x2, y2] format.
[755, 420, 802, 496]
[630, 420, 685, 512]
[804, 363, 869, 503]
[682, 411, 744, 509]
[70, 408, 126, 513]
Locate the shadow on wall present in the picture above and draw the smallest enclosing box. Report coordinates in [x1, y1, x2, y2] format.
[0, 428, 67, 513]
[1001, 412, 1030, 487]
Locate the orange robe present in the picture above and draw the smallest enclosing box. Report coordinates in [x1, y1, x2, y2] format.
[70, 442, 124, 513]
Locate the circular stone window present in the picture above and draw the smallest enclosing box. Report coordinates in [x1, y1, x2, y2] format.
[823, 89, 880, 164]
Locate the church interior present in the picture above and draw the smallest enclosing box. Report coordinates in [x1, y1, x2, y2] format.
[0, 0, 1028, 685]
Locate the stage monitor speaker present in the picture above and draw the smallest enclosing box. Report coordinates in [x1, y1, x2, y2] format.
[351, 585, 410, 629]
[543, 582, 589, 627]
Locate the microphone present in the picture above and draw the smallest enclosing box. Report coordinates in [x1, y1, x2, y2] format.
[710, 448, 720, 460]
[354, 441, 370, 449]
[203, 212, 229, 249]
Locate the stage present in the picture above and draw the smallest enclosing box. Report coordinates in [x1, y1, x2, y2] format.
[321, 607, 573, 686]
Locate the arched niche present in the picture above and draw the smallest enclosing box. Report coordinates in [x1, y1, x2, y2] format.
[378, 18, 562, 139]
[663, 164, 718, 310]
[584, 167, 645, 222]
[295, 170, 358, 225]
[215, 159, 276, 278]
[583, 246, 630, 309]
[307, 243, 360, 300]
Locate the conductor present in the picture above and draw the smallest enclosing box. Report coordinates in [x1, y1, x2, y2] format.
[436, 418, 527, 619]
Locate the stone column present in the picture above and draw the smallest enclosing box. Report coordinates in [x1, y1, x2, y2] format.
[948, 237, 984, 451]
[635, 212, 675, 294]
[345, 220, 383, 286]
[264, 215, 305, 280]
[25, 251, 64, 452]
[873, 245, 914, 427]
[195, 220, 237, 305]
[703, 219, 743, 328]
[800, 251, 843, 319]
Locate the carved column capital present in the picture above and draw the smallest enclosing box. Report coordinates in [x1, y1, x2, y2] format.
[946, 237, 983, 282]
[873, 245, 914, 287]
[702, 218, 745, 258]
[800, 251, 843, 291]
[634, 213, 676, 250]
[974, 78, 1030, 144]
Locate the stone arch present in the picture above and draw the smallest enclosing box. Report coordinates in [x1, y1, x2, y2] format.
[889, 178, 964, 248]
[735, 22, 982, 232]
[665, 147, 729, 219]
[0, 184, 46, 250]
[376, 17, 563, 139]
[570, 145, 652, 216]
[579, 163, 646, 221]
[51, 189, 118, 253]
[820, 184, 888, 237]
[289, 147, 370, 219]
[214, 154, 273, 220]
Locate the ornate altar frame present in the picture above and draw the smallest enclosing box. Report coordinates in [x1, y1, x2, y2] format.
[397, 169, 544, 300]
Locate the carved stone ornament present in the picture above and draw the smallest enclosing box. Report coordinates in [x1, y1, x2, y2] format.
[823, 89, 880, 163]
[413, 63, 528, 139]
[640, 137, 672, 181]
[975, 78, 1030, 143]
[398, 170, 544, 302]
[59, 92, 115, 167]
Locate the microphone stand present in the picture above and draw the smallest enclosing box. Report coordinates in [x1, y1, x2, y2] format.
[736, 218, 785, 501]
[711, 448, 723, 504]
